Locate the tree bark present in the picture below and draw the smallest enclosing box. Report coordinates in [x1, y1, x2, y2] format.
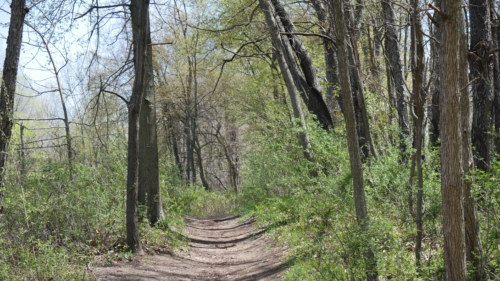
[19, 123, 26, 178]
[137, 27, 164, 225]
[194, 138, 210, 191]
[259, 0, 316, 165]
[126, 0, 150, 254]
[331, 0, 377, 278]
[429, 0, 441, 146]
[461, 31, 490, 281]
[270, 0, 333, 131]
[0, 0, 28, 210]
[409, 0, 425, 267]
[381, 0, 410, 161]
[470, 0, 493, 172]
[310, 0, 342, 115]
[492, 1, 500, 156]
[439, 0, 467, 279]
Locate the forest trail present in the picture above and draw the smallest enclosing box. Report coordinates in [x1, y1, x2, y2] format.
[92, 215, 288, 280]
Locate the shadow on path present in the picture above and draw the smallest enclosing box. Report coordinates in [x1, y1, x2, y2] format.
[92, 215, 288, 281]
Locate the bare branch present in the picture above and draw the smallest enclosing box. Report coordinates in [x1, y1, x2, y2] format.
[149, 42, 175, 46]
[280, 32, 337, 46]
[101, 90, 130, 105]
[75, 4, 130, 20]
[425, 10, 439, 27]
[428, 3, 448, 20]
[15, 118, 65, 121]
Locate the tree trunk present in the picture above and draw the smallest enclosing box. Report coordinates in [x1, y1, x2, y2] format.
[429, 0, 441, 146]
[429, 3, 441, 146]
[492, 1, 500, 155]
[19, 123, 26, 178]
[270, 0, 333, 131]
[0, 0, 28, 211]
[194, 138, 210, 191]
[439, 0, 467, 279]
[381, 0, 410, 161]
[470, 0, 493, 172]
[332, 0, 377, 278]
[126, 0, 150, 254]
[167, 110, 183, 176]
[132, 0, 163, 225]
[310, 0, 342, 116]
[346, 2, 377, 160]
[409, 0, 426, 267]
[461, 27, 490, 281]
[259, 0, 316, 165]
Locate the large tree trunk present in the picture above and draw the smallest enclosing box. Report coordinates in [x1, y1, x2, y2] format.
[439, 0, 467, 279]
[126, 0, 150, 254]
[132, 0, 163, 225]
[270, 0, 333, 131]
[259, 0, 316, 165]
[0, 0, 28, 211]
[381, 0, 410, 161]
[332, 0, 377, 279]
[470, 0, 493, 172]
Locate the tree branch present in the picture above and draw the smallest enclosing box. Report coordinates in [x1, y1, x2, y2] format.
[101, 90, 130, 105]
[75, 4, 130, 20]
[280, 32, 337, 46]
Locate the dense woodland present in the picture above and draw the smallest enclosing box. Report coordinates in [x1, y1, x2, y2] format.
[1, 0, 500, 279]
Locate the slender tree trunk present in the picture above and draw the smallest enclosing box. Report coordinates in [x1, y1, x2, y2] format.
[19, 123, 26, 178]
[439, 0, 467, 278]
[194, 138, 210, 191]
[332, 0, 377, 278]
[492, 2, 500, 155]
[429, 0, 441, 146]
[126, 0, 150, 254]
[259, 0, 316, 165]
[381, 0, 410, 161]
[25, 22, 74, 180]
[366, 23, 380, 95]
[464, 5, 490, 278]
[466, 2, 492, 278]
[165, 105, 183, 176]
[461, 29, 490, 281]
[0, 0, 27, 210]
[409, 0, 425, 267]
[470, 0, 493, 172]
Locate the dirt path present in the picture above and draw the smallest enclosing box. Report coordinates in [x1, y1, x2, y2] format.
[92, 215, 287, 280]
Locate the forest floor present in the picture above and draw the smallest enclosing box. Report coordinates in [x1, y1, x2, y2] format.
[91, 215, 288, 280]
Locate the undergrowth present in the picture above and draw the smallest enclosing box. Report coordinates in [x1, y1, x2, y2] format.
[2, 118, 499, 280]
[236, 122, 448, 280]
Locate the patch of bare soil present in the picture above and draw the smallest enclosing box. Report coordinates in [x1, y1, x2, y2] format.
[92, 215, 288, 280]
